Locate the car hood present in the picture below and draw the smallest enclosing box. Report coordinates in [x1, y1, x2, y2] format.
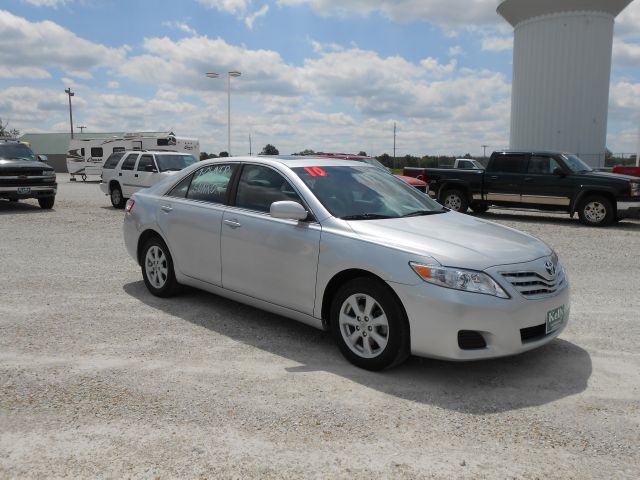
[346, 212, 551, 271]
[0, 159, 51, 169]
[582, 170, 638, 182]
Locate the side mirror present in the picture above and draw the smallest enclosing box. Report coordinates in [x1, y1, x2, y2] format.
[146, 165, 158, 172]
[270, 201, 308, 221]
[553, 167, 566, 177]
[38, 155, 48, 162]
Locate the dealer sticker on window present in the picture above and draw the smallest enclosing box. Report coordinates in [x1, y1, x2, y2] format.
[546, 305, 565, 334]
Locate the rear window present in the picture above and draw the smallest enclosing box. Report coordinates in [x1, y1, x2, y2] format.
[489, 154, 528, 173]
[156, 154, 197, 172]
[103, 152, 125, 169]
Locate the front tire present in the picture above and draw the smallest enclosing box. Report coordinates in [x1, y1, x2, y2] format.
[470, 202, 489, 213]
[441, 189, 469, 213]
[38, 197, 55, 209]
[141, 237, 179, 297]
[110, 185, 125, 209]
[578, 195, 614, 227]
[330, 278, 410, 371]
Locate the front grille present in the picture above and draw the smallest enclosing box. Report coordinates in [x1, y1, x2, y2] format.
[501, 269, 565, 299]
[458, 330, 487, 350]
[520, 324, 547, 343]
[0, 169, 44, 176]
[414, 185, 427, 193]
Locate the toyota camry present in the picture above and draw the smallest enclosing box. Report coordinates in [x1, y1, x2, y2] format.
[123, 156, 570, 370]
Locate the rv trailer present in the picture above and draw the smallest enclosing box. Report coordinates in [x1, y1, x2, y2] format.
[66, 131, 200, 180]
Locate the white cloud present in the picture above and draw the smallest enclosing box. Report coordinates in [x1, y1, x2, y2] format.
[22, 0, 71, 7]
[449, 46, 464, 57]
[613, 39, 640, 67]
[277, 0, 500, 28]
[107, 81, 120, 89]
[0, 10, 127, 79]
[198, 0, 252, 15]
[481, 35, 512, 52]
[162, 21, 197, 36]
[245, 5, 269, 29]
[616, 1, 640, 39]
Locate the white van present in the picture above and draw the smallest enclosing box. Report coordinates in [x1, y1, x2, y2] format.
[67, 132, 199, 181]
[100, 150, 198, 208]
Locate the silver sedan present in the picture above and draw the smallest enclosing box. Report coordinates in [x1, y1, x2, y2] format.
[123, 157, 570, 370]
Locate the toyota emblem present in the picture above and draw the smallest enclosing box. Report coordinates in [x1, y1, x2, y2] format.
[545, 259, 556, 277]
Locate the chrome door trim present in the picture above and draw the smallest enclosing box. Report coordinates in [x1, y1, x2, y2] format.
[484, 193, 522, 202]
[521, 195, 571, 206]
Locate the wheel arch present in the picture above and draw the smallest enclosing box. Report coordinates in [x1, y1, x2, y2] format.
[320, 269, 410, 332]
[571, 189, 617, 215]
[137, 228, 169, 266]
[438, 182, 471, 203]
[108, 179, 121, 193]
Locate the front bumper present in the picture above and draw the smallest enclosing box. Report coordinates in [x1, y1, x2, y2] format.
[0, 184, 57, 199]
[392, 263, 570, 360]
[617, 200, 640, 218]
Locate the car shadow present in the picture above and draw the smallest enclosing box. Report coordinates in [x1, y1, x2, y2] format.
[0, 200, 53, 215]
[123, 281, 592, 414]
[471, 210, 640, 230]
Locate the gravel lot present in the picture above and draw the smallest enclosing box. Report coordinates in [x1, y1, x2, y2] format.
[1, 175, 639, 479]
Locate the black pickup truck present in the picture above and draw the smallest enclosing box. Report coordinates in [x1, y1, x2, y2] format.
[404, 151, 640, 227]
[0, 140, 57, 209]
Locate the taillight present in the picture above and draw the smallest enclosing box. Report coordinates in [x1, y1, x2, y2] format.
[125, 199, 135, 213]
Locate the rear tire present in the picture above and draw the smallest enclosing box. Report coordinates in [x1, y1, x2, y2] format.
[441, 189, 469, 213]
[330, 278, 410, 371]
[578, 195, 614, 227]
[38, 197, 55, 209]
[110, 185, 125, 209]
[141, 237, 180, 297]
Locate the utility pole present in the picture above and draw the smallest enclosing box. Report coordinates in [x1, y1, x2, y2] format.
[636, 126, 639, 167]
[393, 122, 396, 169]
[249, 133, 252, 156]
[65, 88, 75, 139]
[481, 144, 488, 158]
[78, 125, 86, 134]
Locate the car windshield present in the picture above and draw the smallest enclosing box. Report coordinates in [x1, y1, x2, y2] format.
[293, 165, 445, 220]
[155, 154, 197, 172]
[561, 154, 592, 173]
[0, 144, 36, 161]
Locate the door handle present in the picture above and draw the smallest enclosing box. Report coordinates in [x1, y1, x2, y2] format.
[224, 219, 242, 228]
[118, 173, 122, 177]
[160, 205, 173, 213]
[134, 174, 139, 177]
[524, 177, 533, 182]
[490, 176, 499, 180]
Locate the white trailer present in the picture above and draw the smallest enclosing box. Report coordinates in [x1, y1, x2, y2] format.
[66, 131, 200, 180]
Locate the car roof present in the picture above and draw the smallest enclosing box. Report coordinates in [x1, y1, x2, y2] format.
[205, 155, 376, 169]
[493, 150, 571, 156]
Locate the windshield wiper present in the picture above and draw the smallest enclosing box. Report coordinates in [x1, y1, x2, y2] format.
[340, 213, 394, 220]
[402, 209, 447, 217]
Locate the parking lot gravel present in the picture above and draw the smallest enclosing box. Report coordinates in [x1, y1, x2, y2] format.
[1, 175, 639, 479]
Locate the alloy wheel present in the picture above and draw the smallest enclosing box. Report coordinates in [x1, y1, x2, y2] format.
[145, 245, 169, 289]
[338, 293, 389, 359]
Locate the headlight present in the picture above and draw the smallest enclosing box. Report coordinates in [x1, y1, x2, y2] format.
[43, 170, 56, 176]
[631, 182, 640, 197]
[410, 262, 509, 298]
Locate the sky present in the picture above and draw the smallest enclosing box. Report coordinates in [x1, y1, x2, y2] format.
[1, 0, 639, 157]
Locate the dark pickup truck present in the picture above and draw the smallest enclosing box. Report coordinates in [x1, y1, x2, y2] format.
[0, 140, 57, 209]
[404, 151, 640, 227]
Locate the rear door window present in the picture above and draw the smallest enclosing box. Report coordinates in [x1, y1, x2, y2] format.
[527, 155, 561, 175]
[120, 153, 138, 171]
[186, 164, 237, 204]
[489, 154, 529, 173]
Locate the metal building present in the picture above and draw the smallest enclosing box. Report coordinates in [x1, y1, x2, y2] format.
[498, 0, 634, 167]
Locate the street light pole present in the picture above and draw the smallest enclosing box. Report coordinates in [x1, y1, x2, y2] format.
[481, 144, 488, 158]
[65, 88, 75, 139]
[78, 125, 86, 134]
[227, 71, 241, 156]
[206, 71, 241, 156]
[393, 122, 396, 169]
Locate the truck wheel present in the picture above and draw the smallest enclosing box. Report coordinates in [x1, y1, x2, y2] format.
[578, 195, 614, 227]
[110, 186, 125, 209]
[470, 202, 489, 213]
[441, 189, 469, 213]
[38, 197, 55, 209]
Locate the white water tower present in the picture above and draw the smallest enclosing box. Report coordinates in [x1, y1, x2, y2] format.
[498, 0, 634, 167]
